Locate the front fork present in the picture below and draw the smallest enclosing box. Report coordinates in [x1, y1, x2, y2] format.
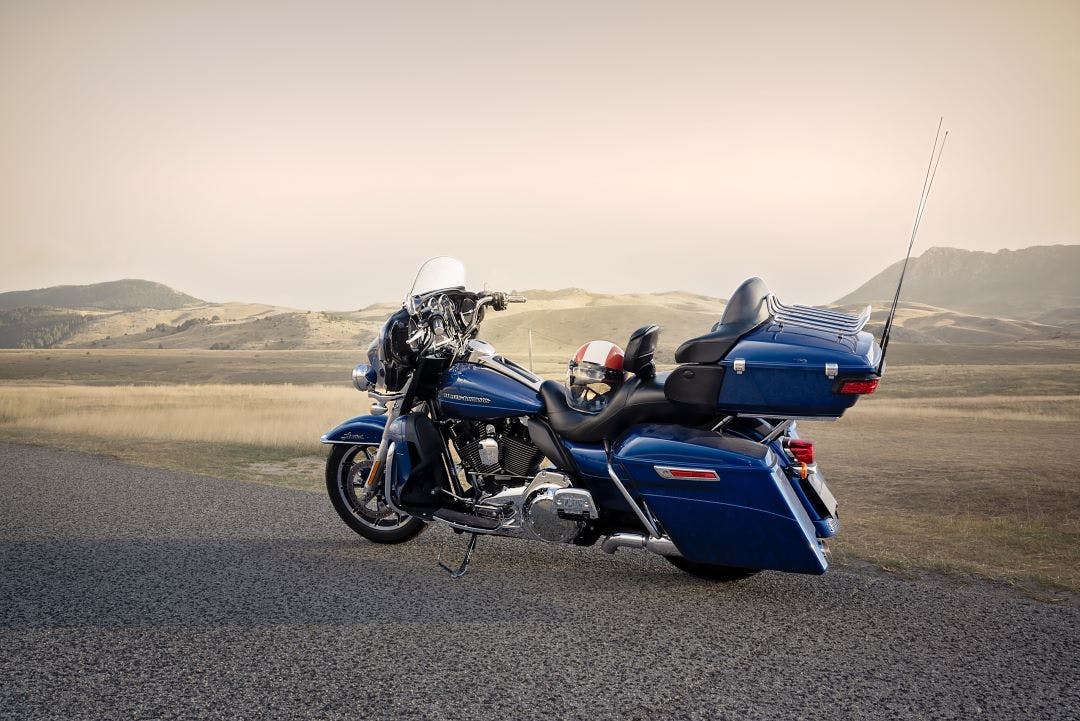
[364, 399, 402, 490]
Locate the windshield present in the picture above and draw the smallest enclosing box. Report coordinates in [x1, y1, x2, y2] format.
[404, 256, 466, 313]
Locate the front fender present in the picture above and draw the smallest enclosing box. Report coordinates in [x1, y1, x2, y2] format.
[320, 414, 388, 445]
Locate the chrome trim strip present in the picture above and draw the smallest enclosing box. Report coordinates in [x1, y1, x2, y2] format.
[474, 354, 544, 392]
[606, 462, 661, 538]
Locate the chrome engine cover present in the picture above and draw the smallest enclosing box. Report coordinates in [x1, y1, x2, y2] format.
[473, 470, 597, 544]
[523, 481, 579, 544]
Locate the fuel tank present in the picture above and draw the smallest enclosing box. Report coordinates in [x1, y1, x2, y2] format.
[436, 362, 544, 419]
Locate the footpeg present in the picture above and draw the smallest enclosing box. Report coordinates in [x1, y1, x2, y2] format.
[432, 508, 501, 531]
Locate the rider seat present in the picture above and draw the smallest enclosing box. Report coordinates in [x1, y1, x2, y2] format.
[540, 325, 695, 444]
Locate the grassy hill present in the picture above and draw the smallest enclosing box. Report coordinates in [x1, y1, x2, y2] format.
[3, 245, 1077, 353]
[835, 245, 1080, 319]
[0, 279, 203, 311]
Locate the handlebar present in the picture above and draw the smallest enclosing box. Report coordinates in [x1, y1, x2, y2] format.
[484, 292, 522, 311]
[409, 290, 527, 356]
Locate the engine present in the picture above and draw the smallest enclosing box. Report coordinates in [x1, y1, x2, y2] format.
[451, 419, 599, 544]
[451, 418, 544, 481]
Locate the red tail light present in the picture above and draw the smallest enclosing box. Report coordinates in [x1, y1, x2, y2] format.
[837, 378, 879, 395]
[785, 439, 815, 464]
[654, 466, 720, 480]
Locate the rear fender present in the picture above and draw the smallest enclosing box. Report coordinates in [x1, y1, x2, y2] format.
[320, 414, 388, 445]
[726, 419, 840, 539]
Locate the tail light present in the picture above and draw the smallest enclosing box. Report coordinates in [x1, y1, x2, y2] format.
[784, 438, 815, 464]
[837, 378, 879, 395]
[654, 466, 720, 480]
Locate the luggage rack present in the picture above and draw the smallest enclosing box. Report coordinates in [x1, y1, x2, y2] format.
[765, 294, 871, 339]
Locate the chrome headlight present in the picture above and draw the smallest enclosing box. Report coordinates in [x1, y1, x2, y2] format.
[352, 363, 372, 391]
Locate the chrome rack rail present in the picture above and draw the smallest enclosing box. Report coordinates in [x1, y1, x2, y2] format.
[765, 294, 871, 339]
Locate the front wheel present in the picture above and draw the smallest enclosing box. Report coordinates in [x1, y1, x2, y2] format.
[666, 556, 760, 581]
[326, 444, 426, 544]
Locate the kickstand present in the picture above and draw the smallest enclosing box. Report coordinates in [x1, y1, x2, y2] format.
[438, 532, 480, 579]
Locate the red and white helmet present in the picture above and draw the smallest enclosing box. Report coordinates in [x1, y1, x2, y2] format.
[568, 340, 625, 411]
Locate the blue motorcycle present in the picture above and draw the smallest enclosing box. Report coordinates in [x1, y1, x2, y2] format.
[321, 257, 882, 579]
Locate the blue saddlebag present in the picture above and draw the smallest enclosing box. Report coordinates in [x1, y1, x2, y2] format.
[614, 424, 828, 574]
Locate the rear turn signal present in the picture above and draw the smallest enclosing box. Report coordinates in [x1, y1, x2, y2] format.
[784, 439, 815, 464]
[837, 378, 879, 395]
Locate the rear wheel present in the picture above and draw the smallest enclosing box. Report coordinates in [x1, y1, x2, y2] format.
[666, 556, 760, 581]
[326, 444, 425, 543]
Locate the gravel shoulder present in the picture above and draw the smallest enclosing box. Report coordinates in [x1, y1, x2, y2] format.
[1, 442, 1077, 720]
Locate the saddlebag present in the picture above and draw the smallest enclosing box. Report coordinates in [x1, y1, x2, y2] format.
[613, 423, 829, 574]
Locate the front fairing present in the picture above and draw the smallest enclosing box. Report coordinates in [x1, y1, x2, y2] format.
[404, 257, 466, 314]
[376, 308, 415, 392]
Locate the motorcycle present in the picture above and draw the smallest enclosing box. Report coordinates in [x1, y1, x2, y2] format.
[320, 256, 885, 579]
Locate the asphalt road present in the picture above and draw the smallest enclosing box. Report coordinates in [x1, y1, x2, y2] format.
[1, 442, 1077, 720]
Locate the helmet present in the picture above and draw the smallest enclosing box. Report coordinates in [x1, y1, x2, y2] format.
[567, 340, 625, 412]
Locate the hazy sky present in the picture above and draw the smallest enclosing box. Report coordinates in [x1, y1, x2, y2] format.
[1, 0, 1077, 309]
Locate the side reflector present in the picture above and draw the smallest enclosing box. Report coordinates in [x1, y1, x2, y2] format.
[654, 466, 720, 480]
[837, 378, 879, 395]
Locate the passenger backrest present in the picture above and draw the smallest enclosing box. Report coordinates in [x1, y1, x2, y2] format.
[715, 276, 771, 329]
[624, 325, 659, 380]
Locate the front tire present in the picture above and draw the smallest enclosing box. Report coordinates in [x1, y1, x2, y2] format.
[666, 556, 760, 581]
[326, 444, 425, 544]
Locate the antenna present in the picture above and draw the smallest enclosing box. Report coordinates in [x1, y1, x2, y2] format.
[876, 119, 948, 375]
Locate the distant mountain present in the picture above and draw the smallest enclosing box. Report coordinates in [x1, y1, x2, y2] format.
[834, 245, 1080, 319]
[0, 279, 203, 311]
[3, 255, 1077, 354]
[44, 290, 728, 359]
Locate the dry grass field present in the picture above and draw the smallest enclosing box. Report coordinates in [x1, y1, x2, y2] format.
[0, 347, 1077, 592]
[809, 394, 1079, 592]
[0, 349, 363, 385]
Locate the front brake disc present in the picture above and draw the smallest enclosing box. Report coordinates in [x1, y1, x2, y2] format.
[347, 460, 395, 520]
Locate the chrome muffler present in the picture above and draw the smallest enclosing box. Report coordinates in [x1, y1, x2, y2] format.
[601, 532, 682, 558]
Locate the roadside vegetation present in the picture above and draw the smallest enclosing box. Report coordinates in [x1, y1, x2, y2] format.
[0, 349, 1077, 593]
[0, 308, 89, 348]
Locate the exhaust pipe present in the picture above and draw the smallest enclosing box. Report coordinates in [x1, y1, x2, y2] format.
[601, 532, 682, 558]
